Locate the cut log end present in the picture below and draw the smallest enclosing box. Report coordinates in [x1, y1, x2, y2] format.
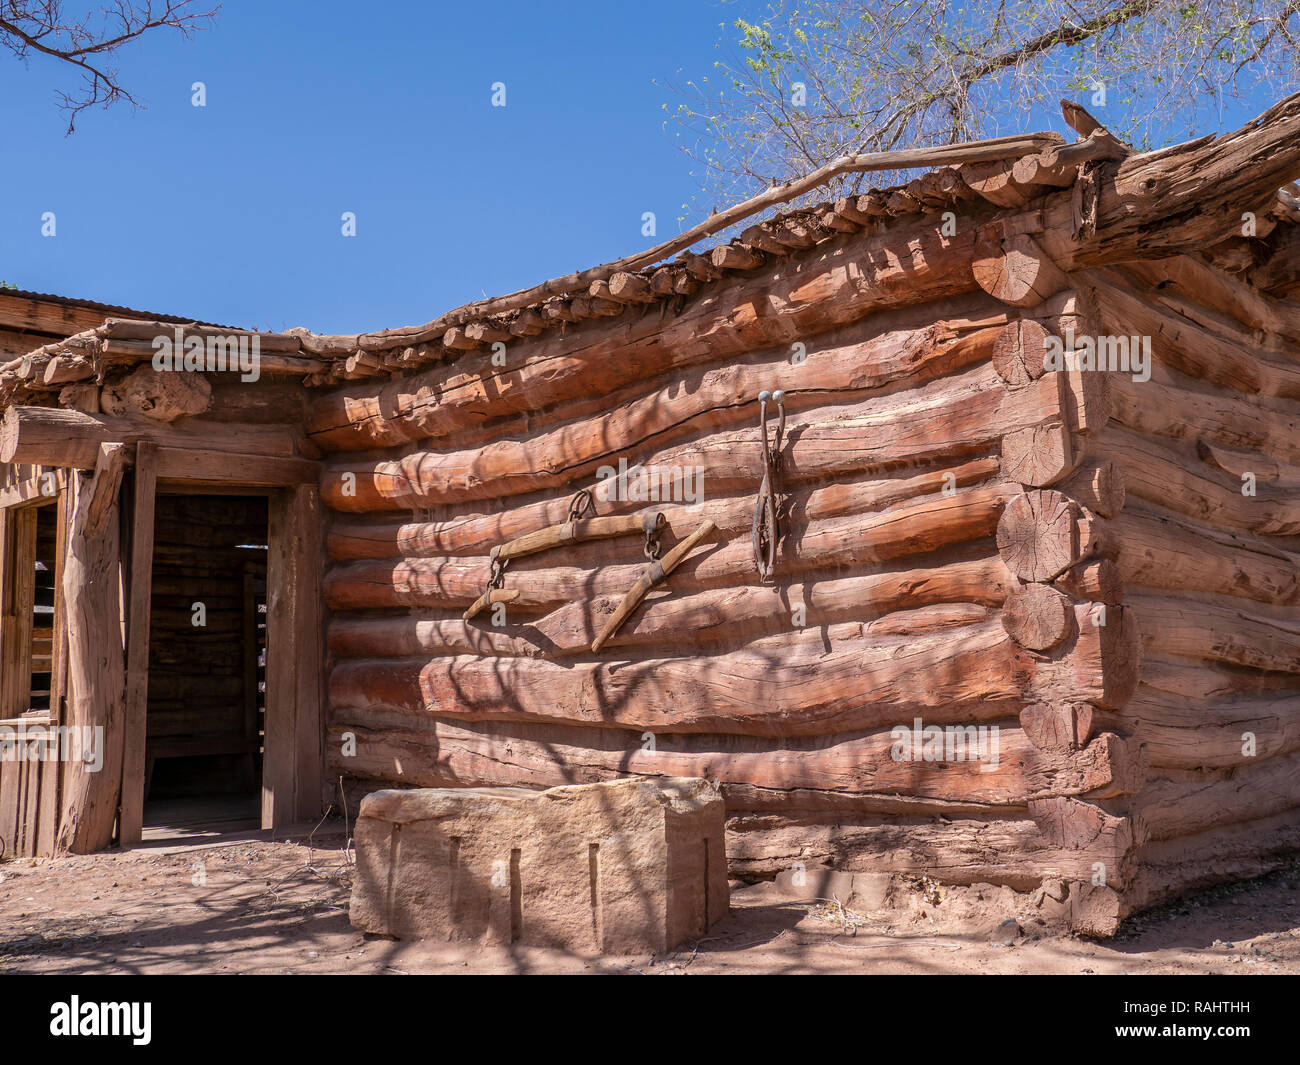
[973, 231, 1070, 308]
[1002, 582, 1075, 651]
[1001, 421, 1078, 488]
[1020, 702, 1095, 751]
[992, 319, 1051, 386]
[997, 490, 1082, 582]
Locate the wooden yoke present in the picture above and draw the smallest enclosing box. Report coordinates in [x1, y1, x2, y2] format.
[496, 512, 663, 562]
[463, 496, 666, 622]
[591, 520, 716, 653]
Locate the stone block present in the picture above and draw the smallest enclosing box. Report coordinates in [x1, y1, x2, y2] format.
[349, 776, 729, 954]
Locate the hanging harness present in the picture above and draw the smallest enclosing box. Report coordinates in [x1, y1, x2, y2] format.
[752, 388, 786, 584]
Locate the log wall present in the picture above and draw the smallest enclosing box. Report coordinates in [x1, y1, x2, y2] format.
[308, 210, 1171, 934]
[1076, 263, 1300, 918]
[6, 105, 1300, 930]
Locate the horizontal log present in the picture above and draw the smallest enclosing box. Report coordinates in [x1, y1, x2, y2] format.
[326, 456, 999, 561]
[1196, 437, 1300, 486]
[1140, 653, 1300, 702]
[1138, 755, 1300, 844]
[1090, 269, 1300, 399]
[1129, 593, 1300, 675]
[316, 287, 1086, 470]
[1131, 804, 1300, 914]
[722, 812, 1132, 887]
[326, 717, 1141, 806]
[321, 319, 1001, 510]
[1123, 685, 1300, 769]
[154, 447, 320, 486]
[323, 482, 1012, 611]
[326, 556, 1009, 659]
[321, 348, 1092, 514]
[0, 405, 302, 468]
[1035, 93, 1300, 271]
[331, 619, 1028, 738]
[1099, 263, 1300, 365]
[103, 318, 305, 352]
[1108, 371, 1300, 467]
[304, 215, 995, 450]
[1095, 423, 1300, 535]
[1118, 256, 1300, 345]
[1111, 505, 1299, 605]
[96, 337, 324, 375]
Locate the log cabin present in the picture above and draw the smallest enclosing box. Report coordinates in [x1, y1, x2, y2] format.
[1, 94, 1299, 935]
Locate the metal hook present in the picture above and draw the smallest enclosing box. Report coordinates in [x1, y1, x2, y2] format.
[567, 487, 595, 522]
[770, 389, 786, 463]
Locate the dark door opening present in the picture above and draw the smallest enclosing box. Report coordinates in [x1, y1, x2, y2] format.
[29, 504, 58, 715]
[141, 493, 269, 840]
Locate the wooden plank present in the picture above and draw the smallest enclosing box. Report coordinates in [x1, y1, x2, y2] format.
[148, 736, 260, 759]
[0, 473, 54, 510]
[290, 485, 324, 823]
[118, 442, 158, 846]
[0, 291, 114, 337]
[20, 753, 40, 856]
[154, 447, 320, 487]
[0, 502, 33, 851]
[262, 489, 295, 829]
[261, 484, 325, 829]
[0, 763, 18, 860]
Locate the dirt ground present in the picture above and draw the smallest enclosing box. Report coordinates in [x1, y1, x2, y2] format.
[2, 832, 1299, 975]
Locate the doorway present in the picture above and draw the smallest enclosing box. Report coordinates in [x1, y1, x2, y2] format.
[140, 493, 268, 840]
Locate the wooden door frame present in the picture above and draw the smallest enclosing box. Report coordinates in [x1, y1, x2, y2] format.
[118, 447, 323, 844]
[0, 470, 68, 857]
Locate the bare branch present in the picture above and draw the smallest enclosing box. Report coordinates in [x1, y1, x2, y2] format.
[0, 1, 219, 132]
[666, 0, 1300, 213]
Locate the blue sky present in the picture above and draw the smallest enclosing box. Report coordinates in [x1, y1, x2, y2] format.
[1, 0, 754, 333]
[0, 1, 1286, 334]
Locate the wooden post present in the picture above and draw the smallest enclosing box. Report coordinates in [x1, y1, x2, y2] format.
[291, 485, 324, 824]
[263, 484, 324, 829]
[56, 443, 128, 853]
[118, 442, 158, 846]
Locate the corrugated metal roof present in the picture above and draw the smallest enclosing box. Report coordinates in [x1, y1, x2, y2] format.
[0, 287, 238, 329]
